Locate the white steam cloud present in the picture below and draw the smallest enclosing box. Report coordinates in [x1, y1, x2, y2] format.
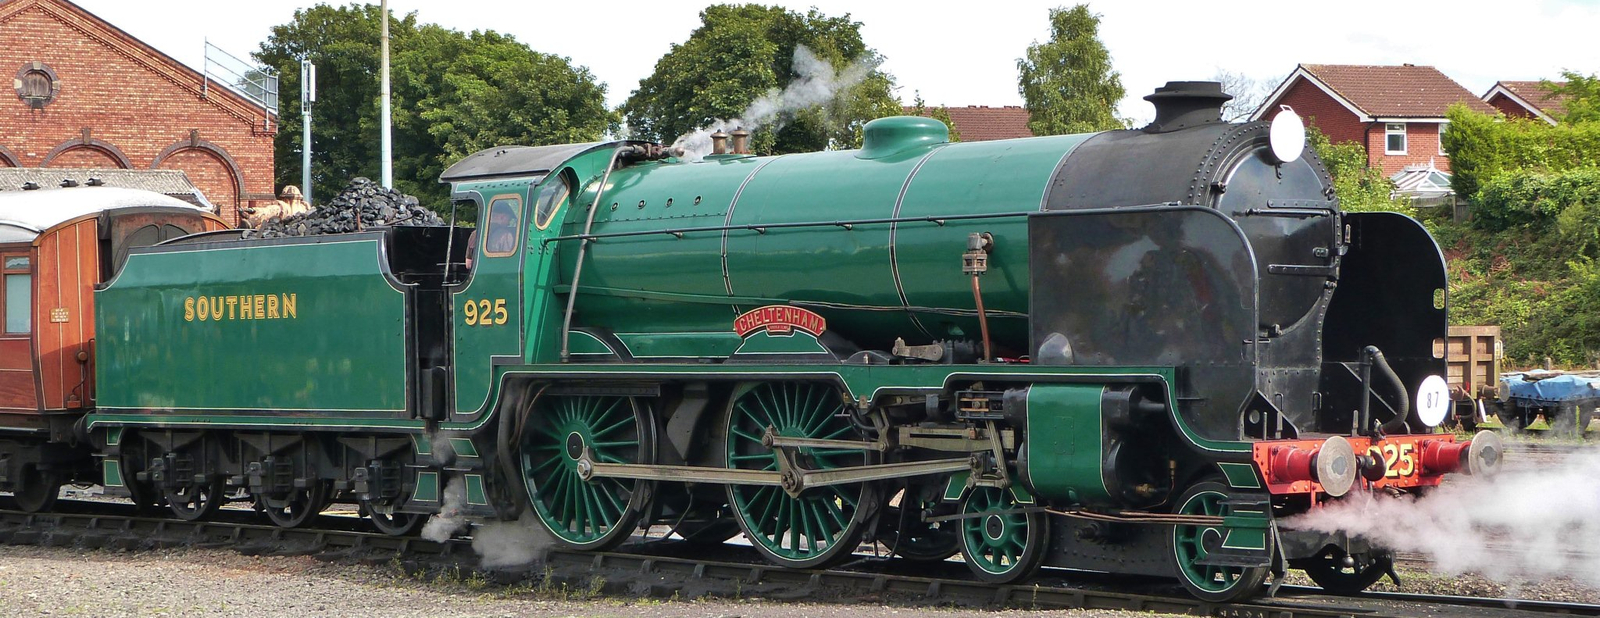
[472, 513, 554, 569]
[1285, 447, 1600, 587]
[420, 477, 469, 542]
[672, 45, 878, 162]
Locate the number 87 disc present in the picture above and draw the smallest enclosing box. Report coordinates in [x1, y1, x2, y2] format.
[1415, 375, 1451, 427]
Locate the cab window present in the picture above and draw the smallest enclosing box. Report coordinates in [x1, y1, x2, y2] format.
[533, 174, 572, 230]
[3, 256, 29, 334]
[482, 196, 521, 257]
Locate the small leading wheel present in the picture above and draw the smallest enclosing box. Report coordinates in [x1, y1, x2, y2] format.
[521, 394, 656, 550]
[1170, 481, 1270, 602]
[881, 485, 961, 562]
[166, 478, 224, 521]
[958, 486, 1048, 582]
[725, 382, 881, 569]
[261, 481, 329, 528]
[12, 467, 62, 513]
[365, 502, 424, 536]
[1295, 547, 1393, 594]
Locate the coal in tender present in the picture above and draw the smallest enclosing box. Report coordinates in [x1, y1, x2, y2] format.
[244, 177, 445, 238]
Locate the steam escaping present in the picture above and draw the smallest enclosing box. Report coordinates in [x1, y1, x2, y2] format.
[420, 477, 468, 542]
[1285, 447, 1600, 587]
[672, 45, 879, 162]
[472, 513, 554, 569]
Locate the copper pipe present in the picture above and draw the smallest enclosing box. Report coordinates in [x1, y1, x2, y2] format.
[971, 274, 992, 363]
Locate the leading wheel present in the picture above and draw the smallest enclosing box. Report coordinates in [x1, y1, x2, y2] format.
[12, 467, 62, 513]
[1295, 547, 1393, 594]
[261, 481, 329, 528]
[958, 486, 1048, 582]
[1170, 481, 1270, 602]
[521, 394, 656, 550]
[724, 382, 881, 569]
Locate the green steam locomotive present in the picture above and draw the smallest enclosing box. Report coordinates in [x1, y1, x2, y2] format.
[5, 82, 1503, 601]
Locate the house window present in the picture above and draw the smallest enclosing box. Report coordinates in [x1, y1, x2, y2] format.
[13, 61, 60, 109]
[1437, 122, 1448, 156]
[1385, 123, 1407, 155]
[3, 256, 29, 334]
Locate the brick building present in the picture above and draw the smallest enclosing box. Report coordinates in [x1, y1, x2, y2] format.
[1250, 64, 1497, 176]
[1482, 80, 1570, 124]
[903, 105, 1034, 142]
[0, 0, 275, 225]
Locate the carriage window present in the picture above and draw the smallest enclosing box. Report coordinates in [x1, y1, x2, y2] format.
[4, 257, 29, 333]
[533, 175, 572, 230]
[482, 196, 521, 257]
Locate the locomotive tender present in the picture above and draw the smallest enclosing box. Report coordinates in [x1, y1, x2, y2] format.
[1, 82, 1503, 601]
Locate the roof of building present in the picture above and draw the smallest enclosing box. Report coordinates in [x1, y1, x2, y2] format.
[902, 106, 1034, 142]
[0, 186, 204, 244]
[1484, 80, 1571, 123]
[1253, 64, 1496, 121]
[0, 0, 275, 123]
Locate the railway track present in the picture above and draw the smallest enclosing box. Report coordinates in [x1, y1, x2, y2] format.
[2, 500, 1596, 618]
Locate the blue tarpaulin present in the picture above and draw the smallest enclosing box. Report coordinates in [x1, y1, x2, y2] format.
[1501, 373, 1600, 404]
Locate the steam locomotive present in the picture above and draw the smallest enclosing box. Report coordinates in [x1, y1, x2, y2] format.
[0, 81, 1502, 601]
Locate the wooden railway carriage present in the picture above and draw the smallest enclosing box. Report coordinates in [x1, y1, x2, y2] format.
[0, 187, 225, 510]
[9, 81, 1500, 602]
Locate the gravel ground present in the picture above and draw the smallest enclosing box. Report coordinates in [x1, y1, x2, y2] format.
[0, 545, 1175, 618]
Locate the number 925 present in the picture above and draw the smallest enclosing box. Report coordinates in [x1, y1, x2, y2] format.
[463, 298, 507, 326]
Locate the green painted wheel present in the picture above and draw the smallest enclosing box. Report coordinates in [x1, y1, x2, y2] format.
[1170, 481, 1270, 602]
[724, 382, 880, 569]
[522, 394, 655, 550]
[958, 486, 1048, 582]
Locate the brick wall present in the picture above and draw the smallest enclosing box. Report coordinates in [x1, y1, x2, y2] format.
[0, 0, 274, 225]
[1364, 121, 1450, 176]
[1262, 77, 1365, 145]
[1486, 93, 1538, 120]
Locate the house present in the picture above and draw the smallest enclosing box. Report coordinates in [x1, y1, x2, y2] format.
[902, 105, 1033, 142]
[1482, 81, 1570, 124]
[1251, 64, 1497, 177]
[0, 0, 277, 225]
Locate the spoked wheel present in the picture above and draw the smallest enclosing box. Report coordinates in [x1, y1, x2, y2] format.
[11, 467, 63, 513]
[1170, 481, 1270, 602]
[724, 382, 882, 569]
[881, 485, 961, 562]
[166, 478, 224, 521]
[958, 486, 1048, 582]
[1295, 546, 1394, 594]
[364, 502, 424, 536]
[260, 481, 329, 528]
[521, 394, 656, 550]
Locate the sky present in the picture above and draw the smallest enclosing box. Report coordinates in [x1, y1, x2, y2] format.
[72, 0, 1600, 125]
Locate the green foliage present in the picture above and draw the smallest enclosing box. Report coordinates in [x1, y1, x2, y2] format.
[1016, 5, 1126, 136]
[620, 4, 901, 154]
[909, 91, 961, 142]
[1305, 125, 1412, 216]
[1473, 168, 1600, 233]
[1547, 70, 1600, 125]
[256, 4, 614, 210]
[1441, 103, 1600, 201]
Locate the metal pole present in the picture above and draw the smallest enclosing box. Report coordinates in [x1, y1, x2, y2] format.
[301, 59, 315, 206]
[379, 0, 393, 189]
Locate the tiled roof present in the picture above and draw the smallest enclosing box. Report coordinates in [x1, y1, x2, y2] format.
[0, 168, 210, 207]
[1300, 64, 1497, 118]
[1489, 80, 1571, 119]
[902, 105, 1034, 142]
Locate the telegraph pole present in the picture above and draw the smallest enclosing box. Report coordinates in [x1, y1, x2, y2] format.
[301, 59, 316, 206]
[379, 0, 393, 189]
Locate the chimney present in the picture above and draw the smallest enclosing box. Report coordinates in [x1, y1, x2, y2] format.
[730, 128, 751, 155]
[1142, 81, 1233, 134]
[710, 130, 729, 155]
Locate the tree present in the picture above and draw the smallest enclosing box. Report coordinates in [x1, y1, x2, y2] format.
[909, 91, 961, 142]
[256, 4, 614, 209]
[620, 4, 901, 155]
[1211, 69, 1280, 122]
[1016, 5, 1125, 135]
[1545, 70, 1600, 124]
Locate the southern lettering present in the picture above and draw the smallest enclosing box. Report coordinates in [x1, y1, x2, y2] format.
[183, 293, 298, 322]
